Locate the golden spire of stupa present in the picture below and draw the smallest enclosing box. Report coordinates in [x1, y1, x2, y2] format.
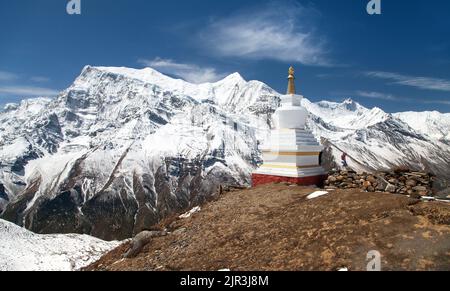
[287, 66, 296, 95]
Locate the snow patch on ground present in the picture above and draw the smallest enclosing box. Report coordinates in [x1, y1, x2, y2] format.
[307, 191, 329, 200]
[0, 219, 120, 271]
[179, 206, 201, 219]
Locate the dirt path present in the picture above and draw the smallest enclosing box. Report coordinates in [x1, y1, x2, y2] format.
[86, 184, 450, 271]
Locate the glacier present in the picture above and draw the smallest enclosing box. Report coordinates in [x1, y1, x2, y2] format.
[0, 66, 449, 240]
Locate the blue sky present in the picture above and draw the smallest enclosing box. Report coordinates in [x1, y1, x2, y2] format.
[0, 0, 449, 113]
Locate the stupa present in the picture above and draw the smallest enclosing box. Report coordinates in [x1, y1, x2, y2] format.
[252, 66, 327, 187]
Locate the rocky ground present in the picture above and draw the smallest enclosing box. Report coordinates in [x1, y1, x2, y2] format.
[325, 169, 449, 199]
[86, 184, 450, 271]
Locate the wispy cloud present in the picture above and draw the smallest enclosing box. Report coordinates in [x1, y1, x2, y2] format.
[30, 76, 50, 83]
[0, 71, 18, 81]
[355, 90, 408, 101]
[0, 86, 59, 97]
[355, 90, 450, 106]
[138, 57, 226, 83]
[199, 1, 329, 66]
[424, 99, 450, 105]
[366, 71, 450, 92]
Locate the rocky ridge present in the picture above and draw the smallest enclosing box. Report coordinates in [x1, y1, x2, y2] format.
[325, 169, 449, 199]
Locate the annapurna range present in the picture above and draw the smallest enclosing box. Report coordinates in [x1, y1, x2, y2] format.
[0, 66, 449, 240]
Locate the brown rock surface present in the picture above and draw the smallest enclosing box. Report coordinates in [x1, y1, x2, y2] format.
[85, 184, 450, 271]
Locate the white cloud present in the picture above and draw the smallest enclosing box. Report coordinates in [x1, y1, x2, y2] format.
[30, 76, 50, 83]
[355, 90, 407, 101]
[355, 90, 450, 106]
[138, 57, 226, 83]
[366, 71, 450, 92]
[199, 2, 328, 66]
[0, 71, 18, 81]
[0, 86, 59, 97]
[425, 99, 450, 105]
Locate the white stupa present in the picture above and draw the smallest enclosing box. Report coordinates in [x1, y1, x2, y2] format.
[252, 66, 327, 187]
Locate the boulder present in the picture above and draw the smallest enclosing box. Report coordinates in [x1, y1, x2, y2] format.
[413, 186, 428, 192]
[410, 193, 422, 200]
[418, 190, 430, 197]
[367, 176, 377, 184]
[124, 230, 168, 259]
[377, 179, 388, 191]
[388, 178, 398, 184]
[385, 184, 397, 193]
[363, 181, 372, 189]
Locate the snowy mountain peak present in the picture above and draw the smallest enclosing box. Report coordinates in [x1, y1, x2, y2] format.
[303, 98, 391, 130]
[342, 98, 360, 111]
[3, 103, 19, 112]
[395, 111, 450, 142]
[314, 99, 362, 112]
[220, 72, 246, 83]
[343, 98, 356, 104]
[80, 66, 247, 88]
[68, 65, 275, 113]
[79, 65, 176, 85]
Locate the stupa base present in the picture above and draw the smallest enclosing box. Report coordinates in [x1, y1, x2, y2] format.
[252, 173, 327, 187]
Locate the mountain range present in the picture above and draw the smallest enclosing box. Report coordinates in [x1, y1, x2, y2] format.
[1, 66, 449, 240]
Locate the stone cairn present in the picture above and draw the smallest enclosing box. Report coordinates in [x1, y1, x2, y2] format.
[324, 169, 436, 198]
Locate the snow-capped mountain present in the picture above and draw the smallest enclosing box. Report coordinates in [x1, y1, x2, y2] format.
[304, 98, 391, 130]
[0, 66, 273, 240]
[394, 111, 450, 143]
[0, 66, 449, 240]
[0, 218, 120, 271]
[303, 99, 450, 174]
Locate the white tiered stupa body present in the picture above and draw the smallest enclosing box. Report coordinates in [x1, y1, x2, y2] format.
[252, 68, 326, 187]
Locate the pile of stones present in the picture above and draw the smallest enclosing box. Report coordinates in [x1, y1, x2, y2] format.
[324, 170, 436, 198]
